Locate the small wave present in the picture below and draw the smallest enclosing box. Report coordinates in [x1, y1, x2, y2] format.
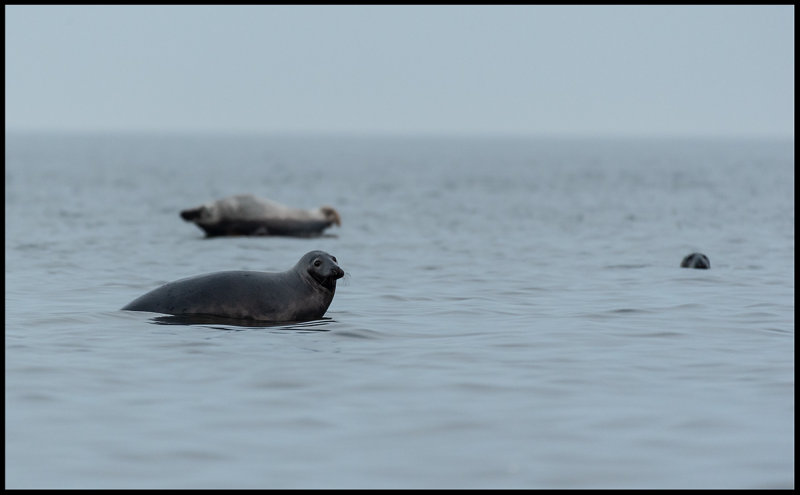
[608, 308, 653, 314]
[628, 330, 686, 338]
[146, 314, 334, 332]
[670, 303, 704, 310]
[579, 307, 656, 321]
[13, 241, 57, 252]
[762, 327, 792, 335]
[330, 327, 386, 339]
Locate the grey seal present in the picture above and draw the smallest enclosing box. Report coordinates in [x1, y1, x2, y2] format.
[122, 250, 344, 322]
[180, 194, 341, 237]
[681, 252, 710, 269]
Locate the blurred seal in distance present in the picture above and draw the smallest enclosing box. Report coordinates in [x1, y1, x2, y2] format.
[681, 252, 710, 269]
[180, 194, 341, 237]
[122, 250, 344, 322]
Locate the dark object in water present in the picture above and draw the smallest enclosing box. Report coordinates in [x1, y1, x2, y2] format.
[681, 252, 710, 269]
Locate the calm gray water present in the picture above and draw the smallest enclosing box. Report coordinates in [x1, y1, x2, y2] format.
[4, 132, 794, 489]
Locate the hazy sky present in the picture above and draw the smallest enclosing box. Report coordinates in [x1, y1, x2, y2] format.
[4, 5, 795, 137]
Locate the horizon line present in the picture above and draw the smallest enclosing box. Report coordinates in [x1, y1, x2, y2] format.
[4, 127, 794, 141]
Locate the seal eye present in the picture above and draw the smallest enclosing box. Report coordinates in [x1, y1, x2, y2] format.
[313, 259, 322, 267]
[332, 256, 337, 262]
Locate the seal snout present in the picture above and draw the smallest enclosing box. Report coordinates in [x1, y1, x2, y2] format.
[331, 266, 345, 279]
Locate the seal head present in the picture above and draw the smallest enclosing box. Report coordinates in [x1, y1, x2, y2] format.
[681, 252, 710, 269]
[298, 250, 344, 292]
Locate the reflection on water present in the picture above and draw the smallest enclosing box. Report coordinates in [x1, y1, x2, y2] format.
[148, 313, 334, 331]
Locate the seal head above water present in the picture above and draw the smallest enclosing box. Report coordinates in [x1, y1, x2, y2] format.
[180, 194, 341, 237]
[681, 252, 710, 269]
[122, 250, 344, 322]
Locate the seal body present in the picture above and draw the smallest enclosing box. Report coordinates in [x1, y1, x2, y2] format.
[122, 251, 344, 322]
[180, 194, 341, 237]
[681, 252, 710, 269]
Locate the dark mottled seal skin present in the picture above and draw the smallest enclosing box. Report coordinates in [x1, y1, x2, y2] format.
[180, 194, 341, 237]
[122, 251, 344, 322]
[681, 252, 710, 269]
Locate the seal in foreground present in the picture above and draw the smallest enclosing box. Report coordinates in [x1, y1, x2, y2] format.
[681, 252, 710, 269]
[180, 194, 341, 237]
[122, 251, 344, 322]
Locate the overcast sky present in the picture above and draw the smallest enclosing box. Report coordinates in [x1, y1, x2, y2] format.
[4, 5, 794, 137]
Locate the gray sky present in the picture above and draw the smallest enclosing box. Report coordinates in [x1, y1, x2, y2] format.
[4, 5, 795, 137]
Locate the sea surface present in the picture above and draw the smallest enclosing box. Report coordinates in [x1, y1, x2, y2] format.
[4, 132, 794, 489]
